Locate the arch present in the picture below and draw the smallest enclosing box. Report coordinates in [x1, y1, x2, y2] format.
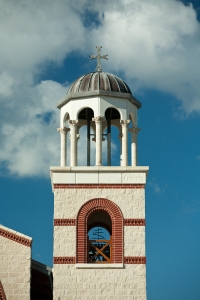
[76, 198, 123, 263]
[77, 106, 94, 120]
[99, 99, 127, 120]
[87, 210, 112, 235]
[129, 110, 137, 127]
[87, 211, 112, 263]
[63, 112, 70, 127]
[129, 112, 137, 127]
[104, 106, 121, 120]
[103, 107, 121, 166]
[77, 107, 95, 166]
[87, 221, 112, 236]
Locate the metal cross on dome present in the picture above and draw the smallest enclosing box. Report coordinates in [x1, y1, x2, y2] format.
[90, 46, 108, 72]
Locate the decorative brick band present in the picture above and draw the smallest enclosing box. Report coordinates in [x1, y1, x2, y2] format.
[0, 280, 6, 300]
[0, 228, 32, 247]
[124, 256, 146, 264]
[124, 219, 145, 226]
[54, 184, 144, 189]
[54, 219, 76, 226]
[54, 257, 146, 265]
[54, 257, 75, 264]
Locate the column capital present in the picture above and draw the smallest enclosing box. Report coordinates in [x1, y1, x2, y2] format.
[68, 120, 78, 127]
[118, 133, 123, 141]
[57, 127, 70, 134]
[129, 127, 141, 134]
[120, 120, 130, 127]
[92, 116, 106, 124]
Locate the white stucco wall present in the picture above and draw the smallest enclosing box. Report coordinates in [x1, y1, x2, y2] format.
[53, 264, 146, 300]
[54, 226, 76, 257]
[60, 95, 137, 125]
[54, 188, 145, 219]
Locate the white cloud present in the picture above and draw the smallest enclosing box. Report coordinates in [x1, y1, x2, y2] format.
[148, 178, 161, 194]
[0, 0, 200, 177]
[0, 0, 88, 177]
[0, 80, 67, 177]
[89, 0, 200, 114]
[0, 72, 14, 97]
[0, 0, 87, 74]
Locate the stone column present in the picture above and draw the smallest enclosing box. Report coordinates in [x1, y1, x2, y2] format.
[57, 127, 70, 166]
[118, 131, 123, 166]
[92, 116, 105, 166]
[129, 127, 140, 166]
[120, 120, 130, 166]
[68, 120, 78, 167]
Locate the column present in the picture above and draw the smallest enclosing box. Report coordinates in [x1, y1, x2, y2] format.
[120, 120, 130, 166]
[129, 127, 140, 166]
[92, 116, 105, 166]
[118, 131, 123, 166]
[68, 120, 78, 167]
[57, 127, 70, 166]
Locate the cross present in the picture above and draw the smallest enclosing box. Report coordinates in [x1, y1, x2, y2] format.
[90, 46, 108, 72]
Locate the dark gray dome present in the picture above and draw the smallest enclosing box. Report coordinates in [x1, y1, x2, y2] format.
[67, 72, 132, 95]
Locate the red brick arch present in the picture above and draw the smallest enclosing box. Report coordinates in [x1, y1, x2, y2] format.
[76, 198, 123, 263]
[0, 280, 6, 300]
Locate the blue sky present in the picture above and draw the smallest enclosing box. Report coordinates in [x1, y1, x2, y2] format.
[0, 1, 200, 299]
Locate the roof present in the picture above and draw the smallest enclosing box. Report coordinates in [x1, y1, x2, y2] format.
[67, 72, 132, 94]
[57, 71, 141, 109]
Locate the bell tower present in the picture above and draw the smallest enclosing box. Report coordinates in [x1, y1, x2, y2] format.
[50, 47, 149, 300]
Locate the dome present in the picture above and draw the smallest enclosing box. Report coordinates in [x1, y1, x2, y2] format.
[67, 72, 132, 95]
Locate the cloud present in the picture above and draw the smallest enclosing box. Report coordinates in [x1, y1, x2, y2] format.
[89, 0, 200, 114]
[148, 178, 161, 194]
[0, 72, 14, 97]
[0, 80, 67, 177]
[0, 0, 200, 177]
[0, 0, 87, 74]
[0, 0, 88, 177]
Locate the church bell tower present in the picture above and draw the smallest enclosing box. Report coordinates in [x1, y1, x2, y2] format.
[50, 47, 149, 300]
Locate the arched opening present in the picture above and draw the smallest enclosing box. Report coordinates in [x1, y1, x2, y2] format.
[103, 107, 121, 166]
[87, 210, 112, 263]
[76, 198, 123, 264]
[77, 107, 95, 166]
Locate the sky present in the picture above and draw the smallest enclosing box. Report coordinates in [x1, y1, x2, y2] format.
[0, 0, 200, 299]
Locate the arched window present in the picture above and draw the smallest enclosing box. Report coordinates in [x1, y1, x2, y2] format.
[87, 210, 112, 263]
[76, 198, 123, 264]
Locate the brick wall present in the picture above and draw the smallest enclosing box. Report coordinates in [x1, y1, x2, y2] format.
[53, 187, 146, 299]
[0, 226, 32, 300]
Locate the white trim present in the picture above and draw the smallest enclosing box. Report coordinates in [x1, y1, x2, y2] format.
[0, 224, 32, 241]
[76, 263, 124, 269]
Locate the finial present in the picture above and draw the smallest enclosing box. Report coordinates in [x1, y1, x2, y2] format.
[90, 46, 108, 72]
